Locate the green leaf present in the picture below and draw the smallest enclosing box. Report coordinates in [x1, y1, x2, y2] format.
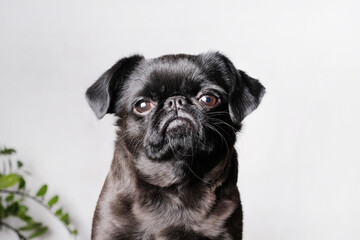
[17, 205, 28, 218]
[18, 177, 26, 189]
[60, 213, 70, 225]
[23, 215, 33, 223]
[19, 222, 42, 231]
[5, 193, 14, 202]
[0, 148, 16, 155]
[55, 208, 62, 216]
[47, 195, 59, 208]
[71, 229, 78, 235]
[17, 160, 23, 168]
[29, 226, 48, 238]
[36, 184, 47, 197]
[6, 201, 19, 215]
[0, 203, 5, 218]
[0, 173, 20, 189]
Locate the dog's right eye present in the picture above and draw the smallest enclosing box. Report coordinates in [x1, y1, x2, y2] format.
[134, 101, 154, 114]
[199, 94, 220, 107]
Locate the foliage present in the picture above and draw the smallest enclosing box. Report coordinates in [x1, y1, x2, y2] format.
[0, 147, 78, 239]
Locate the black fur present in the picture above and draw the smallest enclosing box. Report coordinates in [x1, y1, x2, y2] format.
[86, 52, 265, 240]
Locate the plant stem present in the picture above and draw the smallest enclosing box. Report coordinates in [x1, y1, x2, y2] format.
[0, 189, 74, 235]
[0, 220, 28, 240]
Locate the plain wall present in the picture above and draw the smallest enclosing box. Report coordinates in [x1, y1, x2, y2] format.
[1, 0, 359, 239]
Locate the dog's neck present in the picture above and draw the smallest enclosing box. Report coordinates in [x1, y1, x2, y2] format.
[110, 138, 236, 193]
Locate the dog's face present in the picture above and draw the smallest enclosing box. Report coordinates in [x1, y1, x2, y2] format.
[86, 52, 265, 186]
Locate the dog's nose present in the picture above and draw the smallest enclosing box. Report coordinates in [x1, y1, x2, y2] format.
[164, 96, 186, 111]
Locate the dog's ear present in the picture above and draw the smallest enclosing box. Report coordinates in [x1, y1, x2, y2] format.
[86, 55, 144, 119]
[230, 70, 265, 124]
[218, 54, 265, 126]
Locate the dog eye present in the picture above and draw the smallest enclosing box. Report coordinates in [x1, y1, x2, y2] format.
[199, 95, 220, 107]
[134, 101, 154, 114]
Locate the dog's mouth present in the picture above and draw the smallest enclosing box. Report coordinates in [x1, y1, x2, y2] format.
[165, 118, 193, 133]
[145, 111, 203, 160]
[159, 111, 199, 136]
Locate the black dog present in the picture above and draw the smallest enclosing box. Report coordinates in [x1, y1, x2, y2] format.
[86, 52, 265, 240]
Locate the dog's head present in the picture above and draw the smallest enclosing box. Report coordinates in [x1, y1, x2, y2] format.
[86, 52, 265, 186]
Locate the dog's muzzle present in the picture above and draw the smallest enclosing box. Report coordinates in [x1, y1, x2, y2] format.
[159, 96, 199, 135]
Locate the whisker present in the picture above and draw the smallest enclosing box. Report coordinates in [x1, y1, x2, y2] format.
[203, 122, 230, 155]
[186, 164, 210, 184]
[206, 117, 238, 133]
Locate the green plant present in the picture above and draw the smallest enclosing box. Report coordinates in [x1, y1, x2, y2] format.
[0, 147, 78, 239]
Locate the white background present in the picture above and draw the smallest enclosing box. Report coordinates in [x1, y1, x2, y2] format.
[1, 0, 359, 239]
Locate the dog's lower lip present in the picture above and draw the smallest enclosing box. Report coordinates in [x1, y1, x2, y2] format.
[159, 111, 199, 134]
[164, 117, 193, 132]
[166, 118, 191, 132]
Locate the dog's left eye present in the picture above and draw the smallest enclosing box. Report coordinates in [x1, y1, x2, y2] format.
[199, 95, 220, 107]
[134, 101, 154, 114]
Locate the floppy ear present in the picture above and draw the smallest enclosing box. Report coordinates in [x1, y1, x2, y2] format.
[85, 55, 144, 119]
[228, 69, 265, 126]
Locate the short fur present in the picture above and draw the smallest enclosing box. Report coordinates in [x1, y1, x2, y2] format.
[86, 52, 265, 240]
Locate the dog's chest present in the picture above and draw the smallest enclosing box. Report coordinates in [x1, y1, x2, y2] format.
[131, 190, 235, 239]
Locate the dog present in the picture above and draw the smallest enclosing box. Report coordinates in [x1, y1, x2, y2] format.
[86, 52, 265, 240]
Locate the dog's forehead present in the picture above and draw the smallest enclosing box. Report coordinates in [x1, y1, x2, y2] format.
[125, 56, 229, 102]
